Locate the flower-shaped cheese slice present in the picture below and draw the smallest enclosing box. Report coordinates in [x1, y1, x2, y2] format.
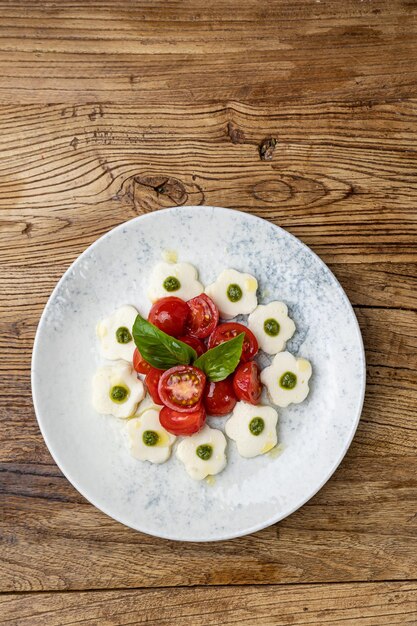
[248, 301, 295, 354]
[134, 394, 163, 417]
[260, 351, 312, 408]
[126, 409, 176, 463]
[205, 269, 258, 319]
[176, 424, 227, 480]
[92, 361, 145, 418]
[225, 401, 278, 458]
[96, 305, 138, 361]
[147, 261, 203, 303]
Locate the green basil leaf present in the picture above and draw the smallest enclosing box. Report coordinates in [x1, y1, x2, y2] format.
[194, 333, 244, 382]
[132, 314, 197, 370]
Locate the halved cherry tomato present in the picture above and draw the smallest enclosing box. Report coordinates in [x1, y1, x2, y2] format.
[159, 404, 206, 436]
[177, 335, 206, 357]
[233, 361, 262, 404]
[203, 377, 237, 416]
[186, 294, 219, 339]
[144, 367, 163, 405]
[158, 365, 206, 412]
[208, 322, 258, 362]
[148, 297, 189, 337]
[133, 347, 152, 375]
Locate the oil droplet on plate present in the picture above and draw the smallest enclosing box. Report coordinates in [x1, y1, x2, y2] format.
[268, 443, 284, 459]
[162, 250, 178, 264]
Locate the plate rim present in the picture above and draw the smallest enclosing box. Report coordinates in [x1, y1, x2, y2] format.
[31, 206, 366, 541]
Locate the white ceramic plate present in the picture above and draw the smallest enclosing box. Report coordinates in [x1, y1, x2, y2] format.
[32, 207, 365, 541]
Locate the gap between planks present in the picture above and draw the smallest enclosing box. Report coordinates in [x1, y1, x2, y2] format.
[0, 579, 416, 597]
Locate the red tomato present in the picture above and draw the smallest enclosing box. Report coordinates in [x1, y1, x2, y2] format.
[208, 322, 258, 362]
[177, 335, 206, 357]
[233, 361, 262, 404]
[203, 377, 237, 416]
[159, 404, 206, 436]
[158, 365, 206, 412]
[133, 348, 152, 375]
[148, 297, 189, 337]
[144, 368, 163, 405]
[186, 294, 219, 339]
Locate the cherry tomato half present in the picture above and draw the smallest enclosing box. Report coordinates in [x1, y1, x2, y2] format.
[145, 367, 163, 405]
[148, 297, 189, 338]
[158, 365, 206, 412]
[233, 361, 262, 404]
[133, 347, 152, 375]
[208, 322, 258, 362]
[177, 335, 206, 357]
[159, 404, 206, 436]
[186, 294, 219, 339]
[203, 377, 237, 416]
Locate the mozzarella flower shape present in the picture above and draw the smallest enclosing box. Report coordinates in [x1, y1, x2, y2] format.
[92, 361, 145, 418]
[248, 301, 295, 354]
[126, 409, 176, 464]
[260, 351, 312, 408]
[96, 305, 138, 361]
[205, 269, 258, 319]
[225, 401, 278, 458]
[148, 261, 203, 303]
[176, 424, 227, 480]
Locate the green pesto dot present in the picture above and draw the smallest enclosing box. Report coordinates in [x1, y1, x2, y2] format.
[163, 276, 181, 292]
[110, 385, 129, 403]
[115, 326, 132, 344]
[227, 283, 242, 302]
[142, 430, 159, 446]
[249, 417, 265, 436]
[279, 371, 297, 390]
[196, 444, 213, 461]
[264, 318, 280, 337]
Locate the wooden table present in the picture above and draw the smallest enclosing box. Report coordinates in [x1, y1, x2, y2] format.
[1, 2, 416, 624]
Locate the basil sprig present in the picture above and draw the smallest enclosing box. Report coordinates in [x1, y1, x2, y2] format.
[132, 314, 197, 370]
[194, 333, 244, 382]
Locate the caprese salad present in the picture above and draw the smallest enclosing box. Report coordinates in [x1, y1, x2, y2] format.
[93, 259, 312, 480]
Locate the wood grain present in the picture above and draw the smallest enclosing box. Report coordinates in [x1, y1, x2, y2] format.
[0, 98, 416, 594]
[1, 582, 416, 625]
[1, 1, 417, 621]
[0, 1, 416, 105]
[0, 102, 416, 266]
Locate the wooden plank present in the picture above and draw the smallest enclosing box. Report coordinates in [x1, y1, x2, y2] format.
[0, 583, 416, 625]
[357, 308, 417, 369]
[330, 264, 417, 311]
[0, 1, 416, 105]
[0, 102, 416, 266]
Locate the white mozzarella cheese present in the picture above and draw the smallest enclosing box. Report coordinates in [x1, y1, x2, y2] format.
[92, 360, 145, 418]
[248, 301, 295, 354]
[205, 269, 258, 319]
[225, 401, 278, 457]
[260, 351, 312, 408]
[96, 305, 138, 361]
[126, 409, 176, 463]
[176, 424, 227, 480]
[147, 261, 203, 303]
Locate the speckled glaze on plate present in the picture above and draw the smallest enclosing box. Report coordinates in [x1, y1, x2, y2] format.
[32, 207, 365, 541]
